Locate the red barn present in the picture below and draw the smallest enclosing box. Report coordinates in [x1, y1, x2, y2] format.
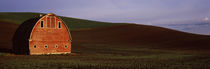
[13, 13, 72, 55]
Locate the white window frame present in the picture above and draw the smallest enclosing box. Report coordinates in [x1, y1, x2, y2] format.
[44, 44, 48, 48]
[58, 21, 61, 29]
[55, 44, 58, 48]
[40, 20, 44, 28]
[45, 17, 47, 28]
[53, 16, 56, 29]
[65, 45, 68, 48]
[34, 45, 37, 48]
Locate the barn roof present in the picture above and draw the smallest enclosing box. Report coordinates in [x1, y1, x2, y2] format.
[12, 17, 41, 54]
[15, 13, 72, 41]
[14, 16, 41, 40]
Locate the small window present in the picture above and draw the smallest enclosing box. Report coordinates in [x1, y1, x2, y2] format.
[55, 44, 58, 48]
[65, 45, 68, 48]
[34, 45, 37, 48]
[44, 44, 48, 48]
[41, 21, 44, 28]
[58, 22, 61, 28]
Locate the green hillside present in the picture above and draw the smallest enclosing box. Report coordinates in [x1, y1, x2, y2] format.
[0, 12, 40, 24]
[0, 12, 125, 30]
[1, 12, 210, 69]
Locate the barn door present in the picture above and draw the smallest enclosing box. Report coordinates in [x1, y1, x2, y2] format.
[47, 16, 56, 28]
[47, 16, 51, 28]
[51, 16, 55, 28]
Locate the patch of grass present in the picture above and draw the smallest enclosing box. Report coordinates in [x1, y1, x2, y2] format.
[0, 12, 40, 24]
[0, 53, 9, 56]
[61, 16, 126, 30]
[0, 54, 210, 69]
[1, 43, 210, 69]
[0, 12, 125, 30]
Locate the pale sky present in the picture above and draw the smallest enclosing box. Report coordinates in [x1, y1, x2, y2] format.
[1, 0, 210, 35]
[1, 0, 210, 24]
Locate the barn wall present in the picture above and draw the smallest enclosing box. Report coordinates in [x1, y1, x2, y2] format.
[29, 14, 71, 55]
[29, 41, 71, 54]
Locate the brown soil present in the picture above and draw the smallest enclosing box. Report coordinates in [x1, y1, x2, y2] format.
[0, 21, 18, 52]
[71, 24, 210, 50]
[1, 22, 210, 52]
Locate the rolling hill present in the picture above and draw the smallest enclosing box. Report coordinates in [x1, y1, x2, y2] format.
[1, 12, 210, 69]
[0, 21, 18, 51]
[0, 12, 125, 30]
[72, 24, 210, 50]
[0, 12, 210, 51]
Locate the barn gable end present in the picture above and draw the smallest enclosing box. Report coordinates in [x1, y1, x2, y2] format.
[13, 13, 72, 55]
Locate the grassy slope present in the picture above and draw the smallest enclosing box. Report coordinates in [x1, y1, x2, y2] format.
[0, 12, 125, 30]
[0, 12, 40, 24]
[0, 12, 210, 69]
